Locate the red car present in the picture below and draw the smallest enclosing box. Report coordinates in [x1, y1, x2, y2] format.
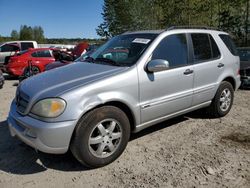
[72, 42, 89, 58]
[5, 48, 73, 76]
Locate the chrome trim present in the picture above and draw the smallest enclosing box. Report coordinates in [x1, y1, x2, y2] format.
[135, 101, 211, 132]
[141, 90, 193, 109]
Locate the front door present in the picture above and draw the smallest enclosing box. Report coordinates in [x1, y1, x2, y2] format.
[139, 33, 194, 123]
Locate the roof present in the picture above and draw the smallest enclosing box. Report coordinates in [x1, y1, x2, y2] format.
[122, 30, 164, 35]
[27, 47, 53, 51]
[122, 26, 227, 35]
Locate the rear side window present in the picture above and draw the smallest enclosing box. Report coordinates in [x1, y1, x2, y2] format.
[152, 34, 188, 68]
[21, 42, 34, 50]
[191, 33, 221, 62]
[32, 50, 52, 57]
[209, 35, 221, 58]
[219, 34, 238, 56]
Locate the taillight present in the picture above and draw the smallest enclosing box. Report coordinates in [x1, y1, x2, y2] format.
[237, 69, 240, 75]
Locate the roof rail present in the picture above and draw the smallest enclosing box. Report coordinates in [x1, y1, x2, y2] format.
[166, 25, 221, 31]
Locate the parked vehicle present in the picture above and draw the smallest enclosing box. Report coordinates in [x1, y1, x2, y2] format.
[5, 48, 73, 76]
[238, 47, 250, 88]
[45, 49, 93, 71]
[8, 27, 240, 168]
[72, 42, 89, 58]
[0, 69, 4, 89]
[0, 41, 38, 69]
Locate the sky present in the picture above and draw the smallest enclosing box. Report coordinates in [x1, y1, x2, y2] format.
[0, 0, 104, 39]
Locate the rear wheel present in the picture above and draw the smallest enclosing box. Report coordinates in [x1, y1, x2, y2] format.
[23, 66, 40, 77]
[70, 106, 130, 168]
[207, 81, 234, 117]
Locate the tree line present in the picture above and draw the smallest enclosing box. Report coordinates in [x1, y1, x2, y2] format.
[0, 25, 102, 45]
[96, 0, 249, 46]
[9, 25, 46, 43]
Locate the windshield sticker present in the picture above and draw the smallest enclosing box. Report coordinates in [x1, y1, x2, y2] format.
[132, 38, 151, 44]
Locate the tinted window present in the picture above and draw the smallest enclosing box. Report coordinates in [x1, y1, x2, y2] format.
[219, 34, 238, 56]
[191, 34, 212, 62]
[238, 48, 250, 61]
[0, 44, 19, 52]
[21, 42, 34, 50]
[209, 35, 221, 58]
[152, 34, 188, 68]
[32, 50, 52, 58]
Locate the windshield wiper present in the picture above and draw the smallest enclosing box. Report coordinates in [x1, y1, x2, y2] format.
[94, 57, 122, 66]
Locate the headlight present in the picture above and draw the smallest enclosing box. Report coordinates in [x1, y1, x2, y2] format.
[31, 98, 66, 118]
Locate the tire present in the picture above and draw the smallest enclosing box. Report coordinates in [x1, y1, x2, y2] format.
[23, 66, 40, 77]
[207, 81, 234, 118]
[70, 106, 130, 168]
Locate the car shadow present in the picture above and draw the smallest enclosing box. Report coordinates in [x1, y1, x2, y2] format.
[3, 74, 18, 80]
[0, 112, 207, 175]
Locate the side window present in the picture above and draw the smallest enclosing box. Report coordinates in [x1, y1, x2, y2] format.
[219, 34, 238, 56]
[209, 35, 221, 58]
[31, 52, 37, 57]
[191, 34, 212, 62]
[152, 34, 188, 68]
[21, 42, 34, 50]
[0, 44, 19, 52]
[35, 50, 52, 58]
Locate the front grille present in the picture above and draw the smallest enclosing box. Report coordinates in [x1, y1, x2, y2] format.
[16, 89, 30, 114]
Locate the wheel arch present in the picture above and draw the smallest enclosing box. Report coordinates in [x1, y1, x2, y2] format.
[222, 76, 236, 90]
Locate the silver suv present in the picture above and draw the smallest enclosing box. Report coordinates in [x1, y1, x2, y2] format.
[8, 27, 241, 167]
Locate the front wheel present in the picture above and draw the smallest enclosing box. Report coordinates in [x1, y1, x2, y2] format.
[70, 106, 130, 168]
[207, 81, 234, 118]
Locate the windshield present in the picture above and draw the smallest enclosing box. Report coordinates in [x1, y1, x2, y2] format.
[86, 33, 157, 66]
[238, 48, 250, 61]
[17, 50, 28, 56]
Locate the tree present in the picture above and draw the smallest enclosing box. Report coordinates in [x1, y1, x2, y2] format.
[97, 0, 249, 46]
[10, 30, 19, 40]
[19, 25, 33, 40]
[33, 26, 45, 43]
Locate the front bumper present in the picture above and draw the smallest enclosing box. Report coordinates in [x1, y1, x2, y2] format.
[8, 101, 77, 154]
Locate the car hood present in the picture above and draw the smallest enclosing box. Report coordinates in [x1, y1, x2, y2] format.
[45, 61, 71, 70]
[19, 62, 127, 100]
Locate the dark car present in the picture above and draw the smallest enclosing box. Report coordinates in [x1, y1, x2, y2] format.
[0, 69, 4, 89]
[238, 47, 250, 88]
[45, 46, 98, 71]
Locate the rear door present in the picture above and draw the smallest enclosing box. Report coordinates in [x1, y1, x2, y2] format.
[31, 50, 55, 71]
[190, 33, 223, 106]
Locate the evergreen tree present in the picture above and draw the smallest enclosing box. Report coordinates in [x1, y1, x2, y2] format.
[10, 30, 19, 40]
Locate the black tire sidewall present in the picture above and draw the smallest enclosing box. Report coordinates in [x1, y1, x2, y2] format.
[72, 106, 130, 167]
[214, 81, 234, 117]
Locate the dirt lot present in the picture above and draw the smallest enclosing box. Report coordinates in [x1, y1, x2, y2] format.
[0, 79, 249, 188]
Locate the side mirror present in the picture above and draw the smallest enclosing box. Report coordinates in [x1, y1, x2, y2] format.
[146, 59, 169, 73]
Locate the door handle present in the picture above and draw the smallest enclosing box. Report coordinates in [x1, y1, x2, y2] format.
[217, 63, 224, 68]
[183, 69, 194, 75]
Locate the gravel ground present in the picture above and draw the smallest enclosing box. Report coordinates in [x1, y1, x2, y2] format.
[0, 79, 249, 188]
